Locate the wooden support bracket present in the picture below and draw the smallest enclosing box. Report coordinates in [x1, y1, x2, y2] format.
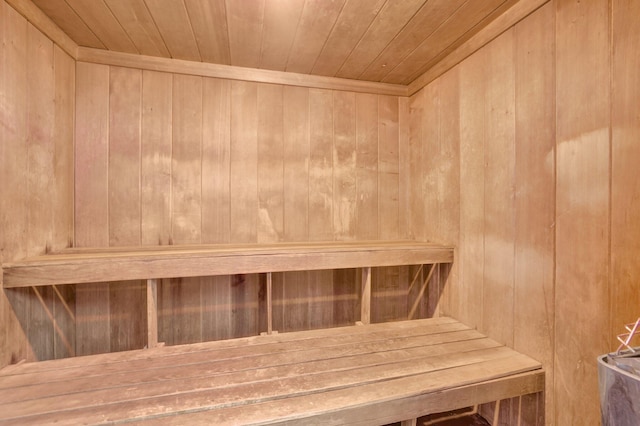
[146, 279, 158, 348]
[361, 267, 371, 325]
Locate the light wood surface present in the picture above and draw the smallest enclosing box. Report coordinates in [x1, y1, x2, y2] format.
[555, 0, 611, 424]
[0, 317, 543, 425]
[3, 241, 453, 288]
[25, 0, 516, 85]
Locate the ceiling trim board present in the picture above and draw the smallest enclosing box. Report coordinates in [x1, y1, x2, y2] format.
[76, 47, 408, 96]
[5, 0, 78, 58]
[407, 0, 550, 96]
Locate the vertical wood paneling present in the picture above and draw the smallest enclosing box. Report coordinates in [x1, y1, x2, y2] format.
[52, 46, 74, 252]
[108, 67, 144, 352]
[437, 69, 460, 317]
[230, 80, 260, 337]
[284, 86, 310, 240]
[398, 97, 411, 239]
[610, 0, 640, 351]
[456, 49, 485, 330]
[168, 74, 203, 345]
[26, 24, 55, 361]
[513, 4, 555, 421]
[378, 95, 400, 240]
[26, 24, 55, 257]
[333, 91, 357, 240]
[141, 71, 172, 246]
[555, 0, 610, 423]
[282, 86, 310, 331]
[309, 89, 334, 241]
[355, 93, 378, 240]
[230, 81, 259, 243]
[408, 90, 425, 241]
[482, 30, 516, 347]
[201, 78, 232, 341]
[171, 75, 202, 244]
[75, 62, 110, 356]
[108, 67, 141, 247]
[202, 78, 232, 244]
[257, 84, 284, 243]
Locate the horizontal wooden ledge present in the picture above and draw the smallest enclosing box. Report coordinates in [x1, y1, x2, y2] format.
[2, 241, 453, 288]
[77, 47, 409, 97]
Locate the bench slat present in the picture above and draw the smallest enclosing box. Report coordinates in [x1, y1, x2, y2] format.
[2, 241, 453, 287]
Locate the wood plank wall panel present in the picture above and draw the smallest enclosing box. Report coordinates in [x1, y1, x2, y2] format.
[555, 0, 610, 423]
[74, 62, 111, 357]
[1, 1, 74, 366]
[610, 0, 640, 354]
[73, 64, 410, 346]
[482, 30, 516, 347]
[513, 4, 555, 421]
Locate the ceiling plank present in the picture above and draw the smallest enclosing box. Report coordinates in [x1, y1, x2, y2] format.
[184, 0, 230, 64]
[311, 0, 386, 77]
[30, 0, 103, 49]
[335, 0, 427, 80]
[407, 0, 549, 95]
[226, 0, 265, 68]
[259, 0, 305, 71]
[358, 0, 467, 82]
[104, 0, 170, 57]
[65, 0, 138, 53]
[144, 0, 201, 61]
[384, 0, 511, 84]
[285, 0, 346, 74]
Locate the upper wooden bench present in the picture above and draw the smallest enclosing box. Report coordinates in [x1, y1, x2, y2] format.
[1, 240, 453, 287]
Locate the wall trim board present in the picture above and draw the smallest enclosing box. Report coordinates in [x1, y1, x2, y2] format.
[76, 47, 409, 97]
[407, 0, 550, 96]
[5, 0, 77, 58]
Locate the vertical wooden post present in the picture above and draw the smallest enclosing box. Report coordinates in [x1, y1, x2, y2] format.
[361, 267, 371, 325]
[266, 272, 273, 335]
[146, 279, 158, 348]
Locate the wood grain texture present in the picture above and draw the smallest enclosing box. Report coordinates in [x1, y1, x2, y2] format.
[555, 0, 610, 423]
[3, 242, 454, 287]
[105, 0, 169, 58]
[143, 0, 199, 61]
[0, 318, 543, 425]
[76, 48, 408, 96]
[610, 0, 640, 355]
[482, 30, 516, 347]
[513, 4, 555, 422]
[74, 62, 111, 357]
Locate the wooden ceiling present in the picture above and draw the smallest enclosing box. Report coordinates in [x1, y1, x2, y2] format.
[31, 0, 518, 85]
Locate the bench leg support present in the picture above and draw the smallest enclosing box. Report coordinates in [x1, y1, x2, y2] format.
[147, 279, 158, 348]
[361, 267, 371, 325]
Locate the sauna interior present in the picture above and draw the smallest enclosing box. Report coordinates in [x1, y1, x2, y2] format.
[0, 0, 638, 424]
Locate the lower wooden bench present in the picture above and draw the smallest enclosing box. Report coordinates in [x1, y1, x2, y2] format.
[0, 317, 543, 425]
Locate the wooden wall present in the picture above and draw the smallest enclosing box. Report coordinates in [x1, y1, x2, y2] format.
[0, 0, 75, 366]
[72, 63, 436, 353]
[413, 0, 640, 424]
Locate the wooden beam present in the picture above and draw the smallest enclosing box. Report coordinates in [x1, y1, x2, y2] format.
[5, 0, 78, 58]
[407, 0, 549, 96]
[76, 47, 408, 97]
